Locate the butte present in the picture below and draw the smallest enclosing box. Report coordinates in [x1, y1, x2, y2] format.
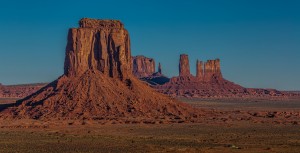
[0, 18, 197, 123]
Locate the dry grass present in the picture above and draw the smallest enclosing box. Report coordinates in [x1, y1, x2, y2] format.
[0, 123, 300, 153]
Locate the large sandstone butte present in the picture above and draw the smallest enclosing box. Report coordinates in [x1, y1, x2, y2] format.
[0, 18, 196, 122]
[132, 55, 155, 78]
[155, 54, 289, 98]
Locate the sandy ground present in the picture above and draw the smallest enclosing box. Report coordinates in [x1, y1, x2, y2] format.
[0, 98, 300, 153]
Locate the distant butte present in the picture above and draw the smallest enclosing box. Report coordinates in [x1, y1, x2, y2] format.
[132, 54, 296, 98]
[132, 56, 170, 85]
[132, 55, 156, 78]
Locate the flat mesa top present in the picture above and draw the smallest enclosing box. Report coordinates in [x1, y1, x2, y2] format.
[79, 18, 124, 29]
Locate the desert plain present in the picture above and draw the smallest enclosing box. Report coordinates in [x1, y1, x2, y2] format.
[1, 98, 300, 153]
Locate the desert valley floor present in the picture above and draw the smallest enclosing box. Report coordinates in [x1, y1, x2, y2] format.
[1, 98, 299, 153]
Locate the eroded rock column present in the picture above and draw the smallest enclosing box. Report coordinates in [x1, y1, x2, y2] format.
[179, 54, 190, 76]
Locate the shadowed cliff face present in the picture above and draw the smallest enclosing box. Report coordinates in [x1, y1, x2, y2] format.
[64, 18, 131, 80]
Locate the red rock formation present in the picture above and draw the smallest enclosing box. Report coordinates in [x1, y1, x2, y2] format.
[0, 83, 46, 98]
[1, 18, 196, 122]
[154, 54, 292, 98]
[158, 62, 162, 74]
[131, 56, 170, 85]
[196, 60, 204, 80]
[65, 18, 131, 80]
[132, 56, 155, 78]
[204, 59, 222, 82]
[179, 54, 191, 76]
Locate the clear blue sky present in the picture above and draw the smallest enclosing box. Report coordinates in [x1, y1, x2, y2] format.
[0, 0, 299, 90]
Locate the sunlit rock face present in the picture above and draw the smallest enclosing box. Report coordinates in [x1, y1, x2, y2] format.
[64, 18, 132, 80]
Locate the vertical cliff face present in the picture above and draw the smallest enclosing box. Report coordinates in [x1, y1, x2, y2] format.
[179, 54, 191, 76]
[196, 60, 204, 80]
[204, 59, 222, 81]
[64, 18, 132, 80]
[132, 56, 155, 78]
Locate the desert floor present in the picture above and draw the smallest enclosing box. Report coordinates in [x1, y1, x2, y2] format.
[0, 98, 300, 153]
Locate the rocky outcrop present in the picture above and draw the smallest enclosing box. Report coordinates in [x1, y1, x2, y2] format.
[131, 56, 170, 85]
[64, 18, 131, 80]
[204, 59, 222, 82]
[0, 83, 46, 98]
[1, 18, 197, 122]
[179, 54, 191, 76]
[195, 58, 223, 82]
[132, 56, 155, 78]
[154, 54, 291, 98]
